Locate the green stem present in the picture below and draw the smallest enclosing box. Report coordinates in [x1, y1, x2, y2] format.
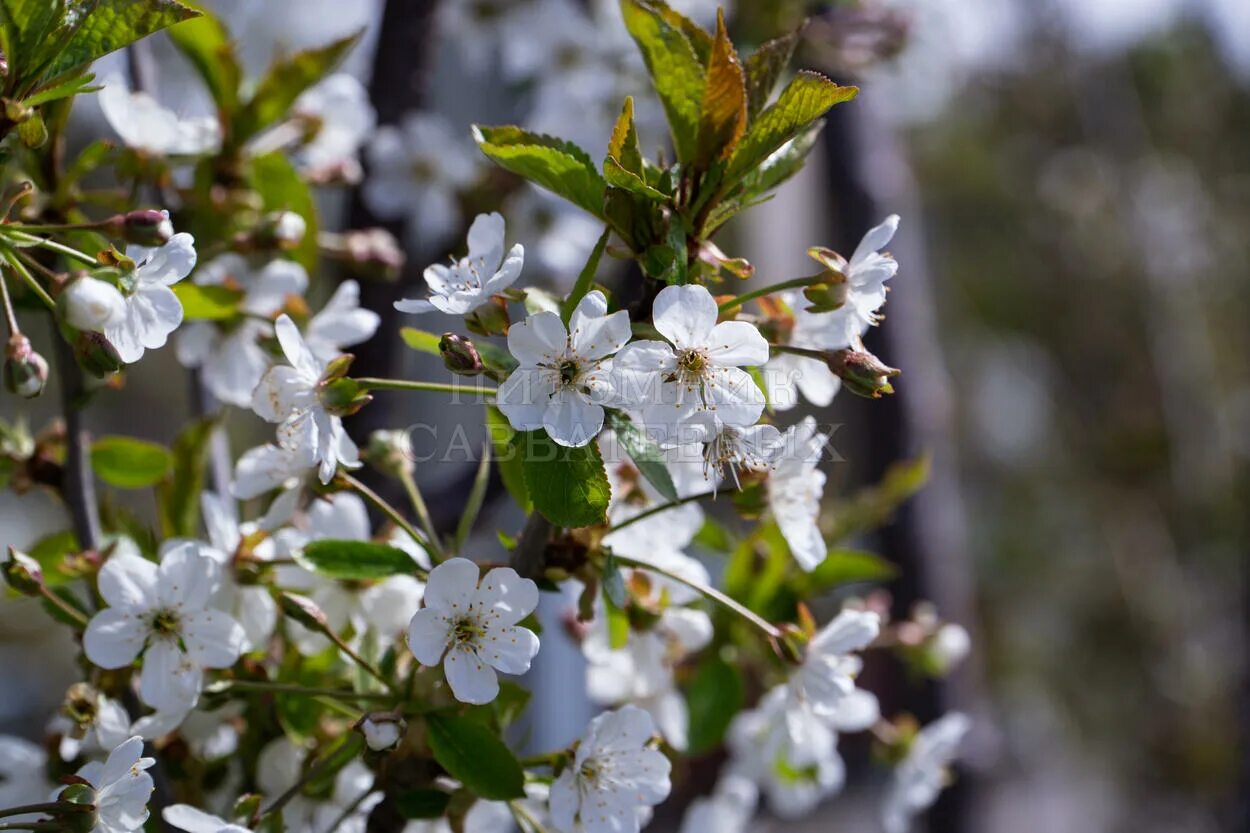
[338, 473, 429, 570]
[770, 343, 828, 362]
[717, 275, 825, 313]
[397, 467, 446, 563]
[355, 377, 497, 397]
[510, 800, 551, 833]
[2, 231, 97, 266]
[0, 822, 60, 831]
[0, 251, 55, 311]
[38, 585, 89, 627]
[324, 627, 395, 694]
[611, 553, 782, 640]
[0, 803, 71, 821]
[519, 751, 564, 768]
[212, 680, 394, 702]
[0, 268, 19, 334]
[255, 736, 364, 825]
[607, 490, 723, 534]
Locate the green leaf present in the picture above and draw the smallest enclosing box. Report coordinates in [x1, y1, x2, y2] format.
[234, 30, 361, 142]
[0, 0, 64, 77]
[686, 655, 744, 754]
[603, 584, 630, 650]
[298, 539, 419, 580]
[602, 552, 627, 609]
[90, 436, 172, 489]
[400, 327, 442, 356]
[172, 283, 243, 320]
[726, 71, 857, 183]
[156, 417, 215, 538]
[493, 681, 532, 730]
[737, 119, 823, 199]
[42, 0, 199, 80]
[425, 713, 526, 801]
[167, 6, 241, 113]
[474, 125, 606, 219]
[26, 529, 78, 587]
[395, 790, 451, 820]
[794, 549, 898, 595]
[24, 71, 98, 107]
[619, 0, 706, 163]
[744, 27, 802, 119]
[519, 430, 610, 528]
[606, 97, 643, 176]
[604, 158, 667, 201]
[455, 443, 492, 552]
[485, 406, 530, 512]
[695, 10, 747, 169]
[603, 410, 677, 502]
[561, 226, 610, 325]
[250, 151, 318, 270]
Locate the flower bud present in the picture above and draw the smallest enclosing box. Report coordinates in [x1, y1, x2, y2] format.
[827, 348, 899, 399]
[4, 333, 48, 398]
[113, 209, 174, 247]
[464, 296, 510, 338]
[73, 330, 124, 376]
[439, 333, 483, 376]
[279, 592, 329, 631]
[2, 545, 43, 595]
[318, 376, 372, 417]
[365, 430, 414, 477]
[358, 713, 405, 751]
[54, 782, 98, 833]
[802, 275, 848, 313]
[323, 228, 405, 281]
[60, 276, 125, 333]
[269, 211, 308, 250]
[926, 623, 971, 674]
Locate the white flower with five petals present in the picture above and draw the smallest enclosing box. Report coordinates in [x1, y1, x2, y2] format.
[292, 74, 377, 178]
[251, 314, 360, 485]
[406, 558, 540, 705]
[613, 284, 768, 447]
[882, 713, 971, 833]
[75, 736, 156, 833]
[497, 290, 630, 446]
[105, 234, 198, 364]
[83, 541, 245, 712]
[99, 75, 220, 156]
[789, 609, 879, 717]
[549, 705, 672, 833]
[395, 213, 523, 316]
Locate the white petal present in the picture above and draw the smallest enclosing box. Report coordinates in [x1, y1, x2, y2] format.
[163, 805, 233, 833]
[587, 704, 657, 754]
[274, 314, 322, 379]
[443, 644, 499, 704]
[139, 641, 202, 711]
[251, 365, 313, 423]
[406, 608, 451, 666]
[482, 243, 525, 296]
[422, 557, 481, 612]
[478, 626, 540, 675]
[181, 609, 245, 668]
[849, 214, 899, 269]
[83, 609, 147, 668]
[156, 542, 219, 610]
[701, 366, 766, 427]
[704, 320, 770, 366]
[466, 211, 507, 274]
[496, 367, 559, 432]
[543, 387, 603, 447]
[809, 609, 879, 656]
[507, 311, 568, 365]
[570, 293, 631, 361]
[97, 550, 159, 610]
[652, 284, 718, 349]
[473, 567, 540, 626]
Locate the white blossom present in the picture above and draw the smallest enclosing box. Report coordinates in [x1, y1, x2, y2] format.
[164, 804, 251, 833]
[52, 690, 132, 761]
[99, 75, 220, 156]
[395, 212, 524, 316]
[679, 774, 757, 833]
[699, 421, 783, 487]
[549, 705, 672, 833]
[63, 277, 126, 333]
[75, 736, 157, 833]
[789, 609, 879, 717]
[497, 290, 630, 446]
[105, 234, 198, 364]
[599, 430, 707, 561]
[199, 492, 278, 653]
[767, 416, 829, 571]
[360, 715, 404, 751]
[83, 540, 245, 712]
[231, 441, 316, 530]
[407, 558, 540, 705]
[303, 280, 381, 364]
[251, 314, 360, 484]
[613, 284, 768, 447]
[364, 112, 480, 246]
[808, 215, 901, 351]
[292, 73, 377, 177]
[882, 713, 971, 833]
[176, 255, 308, 406]
[764, 291, 842, 411]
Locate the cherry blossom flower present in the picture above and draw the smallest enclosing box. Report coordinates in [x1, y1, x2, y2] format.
[767, 416, 830, 571]
[497, 290, 630, 446]
[51, 688, 132, 761]
[292, 73, 377, 178]
[764, 291, 842, 411]
[549, 705, 672, 833]
[99, 75, 220, 156]
[105, 233, 198, 364]
[679, 774, 757, 833]
[231, 441, 317, 530]
[882, 713, 971, 833]
[808, 215, 901, 351]
[407, 558, 540, 705]
[176, 255, 308, 406]
[251, 314, 360, 484]
[303, 280, 381, 364]
[699, 420, 784, 487]
[364, 112, 480, 246]
[395, 213, 524, 316]
[789, 609, 879, 717]
[83, 540, 245, 712]
[199, 492, 278, 653]
[63, 277, 126, 333]
[75, 736, 157, 833]
[613, 284, 768, 446]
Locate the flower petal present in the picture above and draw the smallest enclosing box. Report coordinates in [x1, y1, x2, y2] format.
[83, 609, 146, 669]
[422, 557, 481, 612]
[478, 625, 540, 675]
[704, 320, 769, 366]
[497, 367, 559, 432]
[507, 311, 567, 366]
[652, 284, 717, 349]
[473, 567, 539, 626]
[97, 550, 159, 610]
[156, 542, 219, 610]
[139, 641, 202, 711]
[407, 608, 451, 665]
[274, 314, 322, 379]
[443, 644, 499, 704]
[181, 609, 245, 668]
[543, 387, 603, 447]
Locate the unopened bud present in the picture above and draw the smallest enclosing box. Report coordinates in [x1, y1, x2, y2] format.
[266, 211, 307, 250]
[18, 111, 47, 148]
[802, 274, 848, 313]
[327, 228, 405, 281]
[827, 348, 899, 399]
[279, 592, 329, 631]
[365, 430, 414, 477]
[318, 375, 371, 417]
[60, 276, 126, 333]
[440, 333, 483, 376]
[2, 545, 43, 595]
[111, 209, 174, 247]
[464, 296, 511, 338]
[357, 713, 405, 751]
[926, 623, 971, 674]
[73, 330, 124, 376]
[4, 334, 48, 398]
[54, 782, 98, 833]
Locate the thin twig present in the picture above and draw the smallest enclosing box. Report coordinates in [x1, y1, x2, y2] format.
[355, 377, 497, 397]
[397, 467, 445, 562]
[338, 472, 427, 564]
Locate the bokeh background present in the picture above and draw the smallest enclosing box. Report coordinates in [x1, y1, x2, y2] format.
[2, 1, 1248, 831]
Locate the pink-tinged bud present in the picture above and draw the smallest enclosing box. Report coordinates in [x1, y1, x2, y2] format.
[60, 276, 125, 333]
[279, 592, 329, 630]
[2, 545, 43, 595]
[322, 229, 405, 280]
[439, 333, 483, 376]
[4, 334, 48, 398]
[111, 209, 174, 246]
[827, 348, 900, 398]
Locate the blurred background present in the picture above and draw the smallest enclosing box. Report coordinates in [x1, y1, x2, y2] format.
[2, 1, 1248, 831]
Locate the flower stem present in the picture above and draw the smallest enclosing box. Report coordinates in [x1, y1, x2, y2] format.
[0, 803, 73, 821]
[0, 269, 20, 335]
[717, 275, 824, 313]
[770, 343, 828, 362]
[38, 585, 89, 627]
[397, 467, 446, 563]
[611, 553, 782, 641]
[0, 250, 55, 311]
[324, 626, 395, 694]
[255, 735, 365, 825]
[510, 800, 551, 833]
[1, 230, 97, 266]
[338, 472, 429, 571]
[354, 377, 497, 397]
[211, 680, 395, 702]
[0, 822, 60, 831]
[607, 490, 723, 534]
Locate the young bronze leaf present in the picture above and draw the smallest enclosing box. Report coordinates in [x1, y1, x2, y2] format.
[727, 71, 857, 183]
[695, 9, 747, 169]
